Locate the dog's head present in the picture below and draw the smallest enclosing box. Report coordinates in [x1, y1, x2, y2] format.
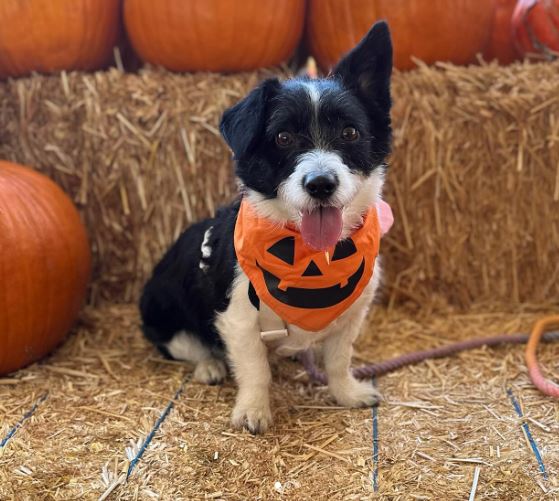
[220, 22, 392, 251]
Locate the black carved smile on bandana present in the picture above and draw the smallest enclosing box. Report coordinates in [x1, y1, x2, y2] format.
[256, 258, 366, 309]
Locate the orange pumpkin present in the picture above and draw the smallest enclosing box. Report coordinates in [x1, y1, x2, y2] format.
[484, 0, 521, 64]
[306, 0, 496, 71]
[123, 0, 305, 72]
[0, 162, 91, 375]
[0, 0, 120, 79]
[512, 0, 559, 57]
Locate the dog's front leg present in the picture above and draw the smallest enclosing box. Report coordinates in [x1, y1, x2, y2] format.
[322, 315, 381, 408]
[216, 278, 272, 434]
[228, 332, 272, 434]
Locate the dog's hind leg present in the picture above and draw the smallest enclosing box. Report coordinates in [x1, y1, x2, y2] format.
[140, 276, 226, 385]
[164, 331, 227, 385]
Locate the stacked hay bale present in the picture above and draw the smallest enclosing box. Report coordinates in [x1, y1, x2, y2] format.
[1, 62, 558, 308]
[387, 61, 559, 309]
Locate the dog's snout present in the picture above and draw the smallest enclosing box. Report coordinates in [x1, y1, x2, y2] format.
[303, 172, 338, 200]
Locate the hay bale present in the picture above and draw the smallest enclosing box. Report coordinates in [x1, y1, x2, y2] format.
[0, 62, 558, 308]
[387, 61, 559, 309]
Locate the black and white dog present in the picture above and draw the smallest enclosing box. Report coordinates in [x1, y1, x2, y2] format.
[140, 22, 393, 433]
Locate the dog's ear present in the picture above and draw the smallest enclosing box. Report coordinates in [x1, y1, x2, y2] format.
[220, 78, 280, 160]
[332, 21, 392, 116]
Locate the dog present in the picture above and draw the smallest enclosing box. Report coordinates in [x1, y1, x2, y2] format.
[140, 21, 393, 434]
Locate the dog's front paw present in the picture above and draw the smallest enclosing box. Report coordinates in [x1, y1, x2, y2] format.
[330, 378, 381, 408]
[231, 401, 272, 434]
[193, 358, 227, 385]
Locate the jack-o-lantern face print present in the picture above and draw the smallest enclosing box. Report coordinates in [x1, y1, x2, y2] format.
[234, 199, 381, 332]
[257, 237, 366, 309]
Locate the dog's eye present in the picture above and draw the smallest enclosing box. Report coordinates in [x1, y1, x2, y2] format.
[341, 127, 359, 142]
[276, 131, 294, 147]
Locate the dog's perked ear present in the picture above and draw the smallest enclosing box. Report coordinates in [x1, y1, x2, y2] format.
[219, 78, 281, 161]
[332, 21, 392, 118]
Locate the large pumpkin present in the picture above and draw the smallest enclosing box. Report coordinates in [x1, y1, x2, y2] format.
[123, 0, 305, 72]
[0, 0, 120, 79]
[306, 0, 497, 70]
[0, 162, 91, 375]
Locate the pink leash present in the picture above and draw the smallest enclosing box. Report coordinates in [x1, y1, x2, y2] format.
[300, 325, 559, 398]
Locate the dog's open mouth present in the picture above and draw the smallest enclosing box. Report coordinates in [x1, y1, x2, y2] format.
[301, 206, 343, 251]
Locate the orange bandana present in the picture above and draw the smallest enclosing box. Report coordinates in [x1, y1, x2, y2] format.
[234, 199, 381, 332]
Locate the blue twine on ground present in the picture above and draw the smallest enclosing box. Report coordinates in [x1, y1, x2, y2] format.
[371, 379, 379, 493]
[506, 388, 548, 480]
[0, 393, 48, 449]
[126, 382, 185, 479]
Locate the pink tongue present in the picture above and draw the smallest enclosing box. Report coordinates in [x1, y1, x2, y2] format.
[301, 207, 343, 251]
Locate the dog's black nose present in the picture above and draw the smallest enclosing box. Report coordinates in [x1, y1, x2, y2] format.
[303, 172, 338, 200]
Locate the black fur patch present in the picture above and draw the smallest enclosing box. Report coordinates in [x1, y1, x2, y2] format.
[139, 202, 241, 352]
